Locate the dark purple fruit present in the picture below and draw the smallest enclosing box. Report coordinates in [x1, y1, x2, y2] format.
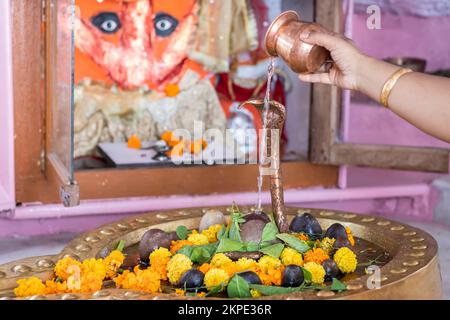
[240, 219, 267, 243]
[322, 259, 341, 281]
[289, 213, 322, 237]
[324, 223, 348, 241]
[120, 251, 141, 271]
[238, 271, 262, 285]
[282, 265, 304, 287]
[333, 236, 351, 250]
[244, 212, 271, 224]
[179, 269, 204, 290]
[138, 229, 173, 262]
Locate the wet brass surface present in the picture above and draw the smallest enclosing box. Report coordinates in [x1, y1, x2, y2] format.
[0, 207, 442, 300]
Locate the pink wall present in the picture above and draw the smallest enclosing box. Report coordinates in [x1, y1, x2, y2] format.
[0, 0, 15, 213]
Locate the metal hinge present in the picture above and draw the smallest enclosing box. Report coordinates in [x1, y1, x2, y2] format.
[41, 0, 46, 22]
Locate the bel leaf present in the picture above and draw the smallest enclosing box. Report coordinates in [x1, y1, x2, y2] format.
[227, 275, 251, 298]
[176, 226, 189, 240]
[216, 238, 245, 253]
[248, 284, 301, 296]
[331, 278, 347, 292]
[261, 222, 279, 243]
[276, 233, 310, 253]
[259, 243, 284, 259]
[302, 267, 312, 283]
[245, 242, 260, 252]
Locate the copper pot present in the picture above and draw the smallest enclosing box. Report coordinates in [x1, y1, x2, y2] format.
[265, 11, 330, 73]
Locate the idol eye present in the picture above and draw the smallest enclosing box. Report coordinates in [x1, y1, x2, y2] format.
[91, 12, 121, 34]
[154, 13, 179, 37]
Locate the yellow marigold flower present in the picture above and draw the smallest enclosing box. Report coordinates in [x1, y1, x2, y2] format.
[14, 277, 46, 297]
[204, 268, 229, 291]
[136, 269, 161, 293]
[320, 237, 336, 254]
[170, 240, 193, 255]
[54, 257, 82, 280]
[303, 248, 329, 265]
[236, 258, 259, 273]
[114, 270, 137, 289]
[104, 250, 125, 279]
[198, 263, 212, 274]
[334, 247, 357, 273]
[45, 279, 68, 295]
[297, 233, 309, 241]
[197, 292, 206, 297]
[175, 289, 186, 296]
[250, 289, 261, 298]
[258, 255, 282, 273]
[346, 227, 355, 246]
[201, 224, 223, 243]
[280, 248, 303, 266]
[149, 247, 172, 280]
[258, 272, 272, 286]
[79, 272, 104, 293]
[82, 258, 107, 280]
[266, 266, 284, 286]
[187, 233, 209, 246]
[210, 253, 233, 267]
[303, 262, 326, 285]
[167, 254, 193, 285]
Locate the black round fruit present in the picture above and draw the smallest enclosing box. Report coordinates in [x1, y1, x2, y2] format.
[289, 213, 322, 237]
[138, 229, 173, 262]
[179, 269, 205, 290]
[238, 271, 262, 285]
[322, 259, 341, 281]
[333, 236, 352, 250]
[324, 223, 348, 241]
[282, 265, 304, 287]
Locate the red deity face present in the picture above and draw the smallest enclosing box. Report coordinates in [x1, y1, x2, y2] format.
[74, 0, 197, 89]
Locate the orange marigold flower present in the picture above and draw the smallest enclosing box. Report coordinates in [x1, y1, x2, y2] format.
[45, 279, 68, 295]
[164, 83, 180, 97]
[298, 233, 309, 241]
[54, 257, 82, 281]
[79, 272, 104, 293]
[149, 248, 172, 280]
[127, 134, 141, 149]
[198, 263, 212, 275]
[346, 227, 355, 246]
[175, 289, 185, 296]
[104, 250, 125, 279]
[170, 240, 193, 255]
[266, 266, 284, 286]
[14, 277, 46, 297]
[303, 248, 330, 265]
[197, 292, 206, 297]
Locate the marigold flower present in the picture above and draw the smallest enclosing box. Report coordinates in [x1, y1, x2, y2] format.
[280, 248, 303, 266]
[170, 240, 193, 255]
[258, 255, 282, 273]
[175, 289, 186, 296]
[104, 250, 125, 279]
[167, 254, 193, 285]
[250, 289, 262, 298]
[303, 262, 326, 285]
[198, 263, 212, 274]
[54, 257, 82, 280]
[334, 247, 357, 273]
[187, 233, 209, 246]
[204, 268, 229, 291]
[235, 258, 259, 273]
[201, 224, 223, 243]
[197, 292, 206, 297]
[303, 248, 329, 265]
[79, 272, 104, 293]
[210, 253, 233, 267]
[164, 83, 180, 97]
[149, 247, 172, 280]
[114, 269, 161, 294]
[266, 266, 284, 286]
[320, 237, 336, 254]
[44, 279, 68, 295]
[297, 233, 309, 241]
[14, 277, 46, 297]
[346, 227, 355, 246]
[81, 258, 107, 280]
[127, 134, 141, 149]
[114, 270, 137, 289]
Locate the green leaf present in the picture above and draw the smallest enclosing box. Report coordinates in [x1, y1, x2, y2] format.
[259, 243, 284, 259]
[190, 247, 212, 265]
[216, 238, 245, 253]
[248, 284, 302, 296]
[227, 275, 251, 298]
[276, 233, 311, 253]
[261, 222, 279, 243]
[205, 284, 225, 297]
[176, 226, 190, 240]
[302, 267, 312, 283]
[217, 225, 227, 240]
[331, 278, 347, 292]
[244, 242, 260, 252]
[116, 240, 125, 252]
[229, 212, 244, 242]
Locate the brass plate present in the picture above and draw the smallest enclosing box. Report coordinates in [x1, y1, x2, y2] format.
[0, 207, 442, 300]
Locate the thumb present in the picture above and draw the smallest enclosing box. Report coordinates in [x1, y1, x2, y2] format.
[300, 31, 342, 51]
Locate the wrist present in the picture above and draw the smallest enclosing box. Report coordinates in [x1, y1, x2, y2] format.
[353, 54, 374, 93]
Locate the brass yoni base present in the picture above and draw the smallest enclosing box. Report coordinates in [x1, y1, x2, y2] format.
[0, 207, 442, 300]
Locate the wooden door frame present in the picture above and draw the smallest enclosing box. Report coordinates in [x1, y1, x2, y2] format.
[311, 0, 450, 173]
[12, 0, 339, 205]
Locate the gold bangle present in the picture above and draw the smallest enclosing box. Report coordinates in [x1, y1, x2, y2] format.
[380, 68, 413, 108]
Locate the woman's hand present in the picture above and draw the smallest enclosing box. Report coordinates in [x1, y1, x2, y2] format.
[298, 30, 368, 91]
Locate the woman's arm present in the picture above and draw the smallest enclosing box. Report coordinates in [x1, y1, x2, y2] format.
[298, 31, 450, 143]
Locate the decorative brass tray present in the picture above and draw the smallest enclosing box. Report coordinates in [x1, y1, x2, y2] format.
[0, 206, 442, 300]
